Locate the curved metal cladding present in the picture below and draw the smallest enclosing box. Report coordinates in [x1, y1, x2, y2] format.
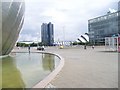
[1, 0, 25, 55]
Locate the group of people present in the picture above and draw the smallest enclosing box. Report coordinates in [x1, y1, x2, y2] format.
[84, 45, 95, 49]
[28, 45, 45, 53]
[28, 44, 94, 53]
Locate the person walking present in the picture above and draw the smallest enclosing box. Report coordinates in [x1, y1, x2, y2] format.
[42, 45, 45, 51]
[84, 45, 86, 49]
[28, 45, 30, 53]
[92, 45, 94, 49]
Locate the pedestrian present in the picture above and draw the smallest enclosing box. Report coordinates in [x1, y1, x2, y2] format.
[84, 45, 86, 49]
[42, 45, 45, 51]
[28, 45, 30, 53]
[92, 45, 94, 49]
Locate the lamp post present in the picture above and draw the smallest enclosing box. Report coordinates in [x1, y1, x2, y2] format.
[63, 26, 65, 46]
[37, 32, 40, 47]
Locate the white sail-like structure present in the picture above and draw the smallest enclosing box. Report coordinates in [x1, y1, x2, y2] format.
[78, 34, 89, 43]
[0, 0, 25, 55]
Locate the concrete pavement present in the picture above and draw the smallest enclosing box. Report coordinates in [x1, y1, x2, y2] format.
[45, 46, 118, 88]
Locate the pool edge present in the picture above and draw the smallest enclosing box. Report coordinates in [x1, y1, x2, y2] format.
[31, 51, 64, 88]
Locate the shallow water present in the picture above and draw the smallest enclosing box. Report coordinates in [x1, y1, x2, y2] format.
[1, 52, 60, 88]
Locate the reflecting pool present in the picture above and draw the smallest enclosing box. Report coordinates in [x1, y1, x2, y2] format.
[1, 53, 60, 88]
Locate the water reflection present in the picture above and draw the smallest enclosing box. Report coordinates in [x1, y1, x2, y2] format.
[42, 54, 55, 71]
[0, 58, 2, 89]
[2, 56, 25, 88]
[1, 53, 59, 88]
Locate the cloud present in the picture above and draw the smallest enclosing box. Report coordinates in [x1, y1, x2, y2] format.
[18, 0, 119, 42]
[109, 8, 117, 13]
[18, 33, 40, 42]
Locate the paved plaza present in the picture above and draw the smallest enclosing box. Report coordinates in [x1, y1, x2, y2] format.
[45, 46, 118, 88]
[12, 46, 118, 88]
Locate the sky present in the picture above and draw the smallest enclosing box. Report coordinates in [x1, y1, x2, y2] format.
[18, 0, 119, 42]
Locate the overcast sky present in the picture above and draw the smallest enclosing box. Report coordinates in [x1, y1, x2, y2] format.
[18, 0, 119, 42]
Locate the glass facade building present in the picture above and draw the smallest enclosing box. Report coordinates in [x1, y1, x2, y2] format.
[41, 22, 54, 46]
[88, 12, 119, 45]
[0, 1, 25, 55]
[118, 1, 120, 36]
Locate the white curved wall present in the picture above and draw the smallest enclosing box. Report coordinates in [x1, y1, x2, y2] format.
[0, 0, 25, 55]
[78, 34, 89, 43]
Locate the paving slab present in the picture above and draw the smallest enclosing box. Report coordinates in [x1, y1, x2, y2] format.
[45, 46, 118, 88]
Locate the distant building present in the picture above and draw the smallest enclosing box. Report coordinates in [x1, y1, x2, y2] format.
[88, 1, 120, 45]
[118, 1, 120, 36]
[41, 22, 54, 46]
[118, 1, 120, 11]
[48, 22, 54, 46]
[41, 23, 48, 45]
[88, 11, 119, 45]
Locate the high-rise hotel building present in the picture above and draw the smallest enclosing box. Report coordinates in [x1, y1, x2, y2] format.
[41, 22, 54, 46]
[88, 2, 120, 45]
[88, 12, 119, 45]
